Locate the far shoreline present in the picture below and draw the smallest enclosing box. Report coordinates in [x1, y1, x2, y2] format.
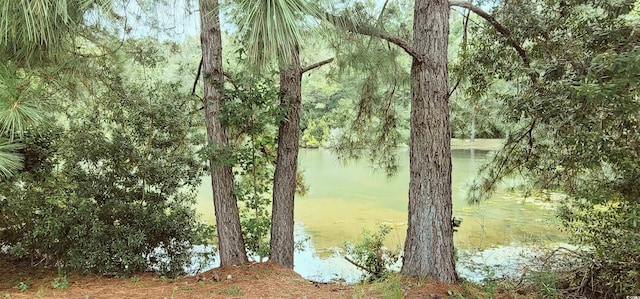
[450, 138, 504, 151]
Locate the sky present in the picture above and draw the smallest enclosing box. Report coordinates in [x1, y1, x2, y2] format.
[118, 0, 397, 42]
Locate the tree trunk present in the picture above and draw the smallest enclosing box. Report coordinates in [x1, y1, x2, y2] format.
[471, 107, 476, 142]
[401, 0, 458, 283]
[198, 0, 247, 267]
[269, 44, 302, 269]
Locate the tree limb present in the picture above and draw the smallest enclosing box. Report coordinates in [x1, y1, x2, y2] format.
[302, 58, 334, 74]
[192, 56, 238, 95]
[449, 0, 537, 83]
[191, 57, 203, 96]
[449, 78, 461, 98]
[321, 12, 423, 63]
[448, 5, 471, 98]
[344, 256, 370, 273]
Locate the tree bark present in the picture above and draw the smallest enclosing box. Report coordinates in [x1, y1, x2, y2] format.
[269, 44, 302, 269]
[198, 0, 248, 267]
[401, 0, 458, 283]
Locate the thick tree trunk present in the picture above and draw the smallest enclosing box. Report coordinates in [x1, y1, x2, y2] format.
[269, 44, 302, 269]
[199, 0, 247, 267]
[401, 0, 458, 283]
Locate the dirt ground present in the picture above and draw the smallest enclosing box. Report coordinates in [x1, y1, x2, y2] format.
[0, 261, 467, 298]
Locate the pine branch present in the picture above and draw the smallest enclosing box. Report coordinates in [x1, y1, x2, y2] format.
[449, 1, 537, 83]
[321, 12, 424, 63]
[302, 58, 334, 74]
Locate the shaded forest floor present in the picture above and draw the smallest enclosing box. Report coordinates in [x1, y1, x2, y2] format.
[0, 260, 538, 298]
[1, 261, 460, 298]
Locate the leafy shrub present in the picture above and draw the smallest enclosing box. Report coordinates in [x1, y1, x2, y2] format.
[556, 200, 640, 298]
[344, 224, 401, 281]
[0, 78, 212, 277]
[218, 74, 281, 260]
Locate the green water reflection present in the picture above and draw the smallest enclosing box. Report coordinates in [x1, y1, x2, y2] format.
[195, 147, 565, 255]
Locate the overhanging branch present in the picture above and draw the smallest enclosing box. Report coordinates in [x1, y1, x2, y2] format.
[321, 12, 423, 63]
[449, 0, 537, 83]
[302, 57, 334, 74]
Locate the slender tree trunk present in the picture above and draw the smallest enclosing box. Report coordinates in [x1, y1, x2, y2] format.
[199, 0, 248, 267]
[471, 107, 476, 142]
[270, 44, 302, 269]
[401, 0, 458, 283]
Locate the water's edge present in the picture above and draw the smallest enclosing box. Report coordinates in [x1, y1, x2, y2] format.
[187, 223, 558, 284]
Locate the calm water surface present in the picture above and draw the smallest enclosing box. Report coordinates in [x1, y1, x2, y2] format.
[195, 148, 565, 255]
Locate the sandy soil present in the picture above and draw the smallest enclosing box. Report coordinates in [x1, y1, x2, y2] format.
[1, 262, 464, 299]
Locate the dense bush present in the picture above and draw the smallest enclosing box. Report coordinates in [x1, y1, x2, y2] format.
[344, 225, 401, 281]
[462, 1, 640, 297]
[556, 201, 640, 297]
[219, 75, 281, 260]
[0, 79, 213, 277]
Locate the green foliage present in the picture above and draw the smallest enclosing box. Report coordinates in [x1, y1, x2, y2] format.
[452, 216, 463, 232]
[326, 2, 412, 176]
[14, 281, 29, 292]
[233, 0, 319, 68]
[0, 139, 23, 178]
[0, 0, 120, 178]
[0, 0, 111, 68]
[223, 285, 243, 296]
[0, 63, 45, 141]
[556, 201, 640, 297]
[344, 224, 401, 282]
[51, 270, 69, 290]
[382, 274, 404, 299]
[479, 266, 498, 298]
[461, 0, 640, 297]
[0, 56, 212, 276]
[219, 74, 282, 260]
[300, 84, 355, 149]
[528, 271, 560, 298]
[301, 118, 330, 148]
[449, 13, 509, 140]
[0, 63, 46, 177]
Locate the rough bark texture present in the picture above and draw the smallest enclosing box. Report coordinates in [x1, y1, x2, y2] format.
[401, 0, 458, 283]
[269, 45, 302, 269]
[199, 0, 248, 267]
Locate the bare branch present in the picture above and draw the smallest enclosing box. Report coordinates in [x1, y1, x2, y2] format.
[192, 57, 238, 95]
[449, 1, 537, 83]
[191, 57, 203, 96]
[302, 58, 334, 74]
[448, 78, 461, 98]
[344, 256, 370, 273]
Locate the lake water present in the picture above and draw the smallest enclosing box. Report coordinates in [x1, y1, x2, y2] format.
[194, 147, 566, 281]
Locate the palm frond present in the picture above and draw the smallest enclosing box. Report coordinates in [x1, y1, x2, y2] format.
[236, 0, 319, 68]
[0, 139, 24, 178]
